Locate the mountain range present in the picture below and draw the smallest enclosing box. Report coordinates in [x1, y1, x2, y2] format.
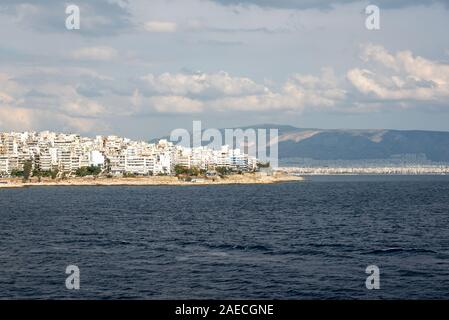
[156, 124, 449, 163]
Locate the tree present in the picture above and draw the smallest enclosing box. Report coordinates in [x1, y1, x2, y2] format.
[174, 164, 202, 177]
[174, 164, 189, 176]
[23, 160, 33, 182]
[10, 169, 24, 177]
[51, 169, 59, 180]
[104, 158, 111, 173]
[33, 169, 42, 183]
[189, 166, 200, 176]
[215, 166, 231, 176]
[75, 165, 102, 177]
[32, 169, 54, 178]
[257, 161, 270, 169]
[123, 172, 136, 178]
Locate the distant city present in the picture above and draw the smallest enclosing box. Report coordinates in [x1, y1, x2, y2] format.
[0, 131, 258, 178]
[279, 154, 449, 175]
[2, 130, 449, 179]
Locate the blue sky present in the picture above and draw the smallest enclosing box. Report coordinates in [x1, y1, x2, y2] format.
[1, 0, 449, 139]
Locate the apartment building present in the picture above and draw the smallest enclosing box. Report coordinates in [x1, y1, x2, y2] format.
[0, 131, 259, 177]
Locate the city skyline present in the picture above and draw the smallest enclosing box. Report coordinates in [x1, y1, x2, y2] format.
[0, 130, 258, 177]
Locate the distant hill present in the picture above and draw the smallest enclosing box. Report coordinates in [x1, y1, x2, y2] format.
[155, 124, 449, 163]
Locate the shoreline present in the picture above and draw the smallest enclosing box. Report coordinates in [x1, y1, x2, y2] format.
[0, 173, 303, 189]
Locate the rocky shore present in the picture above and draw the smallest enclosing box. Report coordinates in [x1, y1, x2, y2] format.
[0, 172, 303, 188]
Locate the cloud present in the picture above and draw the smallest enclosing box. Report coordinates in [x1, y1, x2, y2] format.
[282, 69, 346, 107]
[0, 92, 14, 104]
[27, 83, 109, 118]
[0, 0, 132, 36]
[0, 70, 111, 133]
[2, 42, 448, 134]
[141, 71, 266, 97]
[207, 69, 345, 112]
[0, 73, 34, 130]
[56, 114, 108, 133]
[64, 100, 106, 117]
[209, 0, 449, 10]
[143, 21, 177, 33]
[0, 88, 44, 133]
[197, 39, 244, 46]
[347, 44, 449, 102]
[139, 69, 345, 114]
[0, 105, 35, 130]
[150, 96, 204, 113]
[0, 72, 25, 111]
[71, 46, 118, 61]
[138, 46, 449, 116]
[5, 67, 340, 121]
[0, 102, 106, 133]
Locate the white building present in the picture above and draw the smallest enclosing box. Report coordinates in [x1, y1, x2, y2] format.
[0, 156, 9, 175]
[0, 131, 259, 177]
[89, 150, 105, 167]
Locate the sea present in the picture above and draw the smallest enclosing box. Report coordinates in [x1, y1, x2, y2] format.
[1, 175, 449, 299]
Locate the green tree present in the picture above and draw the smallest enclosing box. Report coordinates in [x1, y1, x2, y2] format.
[23, 160, 33, 182]
[35, 169, 53, 178]
[257, 161, 270, 169]
[10, 169, 24, 177]
[123, 172, 136, 178]
[189, 166, 200, 176]
[50, 169, 59, 180]
[174, 165, 202, 177]
[75, 165, 102, 177]
[33, 169, 42, 182]
[174, 164, 189, 176]
[215, 166, 231, 176]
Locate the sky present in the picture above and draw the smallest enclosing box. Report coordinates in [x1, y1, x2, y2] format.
[1, 0, 449, 139]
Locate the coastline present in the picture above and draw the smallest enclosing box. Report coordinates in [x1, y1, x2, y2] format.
[0, 173, 303, 188]
[280, 166, 449, 175]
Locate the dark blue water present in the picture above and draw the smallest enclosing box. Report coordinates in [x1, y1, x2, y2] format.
[1, 175, 449, 299]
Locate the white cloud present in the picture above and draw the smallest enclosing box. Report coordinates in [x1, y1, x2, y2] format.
[142, 71, 266, 96]
[360, 44, 400, 71]
[0, 73, 34, 130]
[143, 21, 177, 32]
[71, 46, 118, 61]
[0, 70, 110, 133]
[140, 69, 345, 113]
[131, 88, 142, 108]
[4, 43, 448, 132]
[0, 105, 35, 130]
[64, 100, 106, 117]
[0, 92, 15, 104]
[283, 68, 346, 108]
[56, 114, 108, 133]
[150, 95, 204, 113]
[348, 44, 449, 102]
[0, 73, 21, 97]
